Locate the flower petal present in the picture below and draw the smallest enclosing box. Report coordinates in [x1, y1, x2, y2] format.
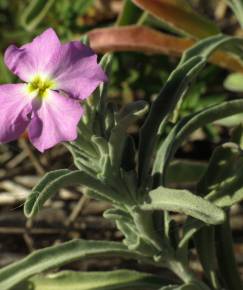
[28, 91, 83, 152]
[0, 84, 32, 143]
[50, 41, 107, 100]
[4, 28, 61, 82]
[4, 28, 107, 99]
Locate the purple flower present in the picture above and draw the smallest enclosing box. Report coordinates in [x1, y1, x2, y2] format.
[0, 28, 107, 152]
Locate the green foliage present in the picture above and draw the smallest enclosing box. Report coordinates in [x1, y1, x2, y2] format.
[138, 34, 243, 187]
[3, 2, 243, 289]
[142, 186, 225, 224]
[196, 141, 243, 208]
[0, 240, 137, 290]
[12, 270, 165, 290]
[153, 99, 243, 187]
[194, 227, 220, 289]
[109, 100, 148, 170]
[4, 34, 243, 290]
[24, 169, 121, 217]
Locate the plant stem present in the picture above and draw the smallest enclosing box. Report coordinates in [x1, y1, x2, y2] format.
[216, 211, 243, 290]
[168, 260, 211, 290]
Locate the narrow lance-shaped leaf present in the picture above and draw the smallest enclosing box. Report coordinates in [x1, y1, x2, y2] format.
[96, 53, 113, 108]
[82, 53, 113, 134]
[139, 56, 204, 186]
[197, 143, 242, 286]
[139, 35, 243, 187]
[189, 141, 243, 278]
[194, 227, 220, 288]
[12, 270, 167, 290]
[197, 143, 242, 196]
[109, 101, 148, 170]
[0, 239, 140, 290]
[24, 170, 118, 217]
[24, 169, 69, 215]
[141, 186, 225, 225]
[153, 99, 243, 187]
[177, 218, 204, 260]
[89, 53, 113, 138]
[203, 143, 243, 208]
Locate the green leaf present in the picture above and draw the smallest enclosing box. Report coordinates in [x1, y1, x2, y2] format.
[97, 53, 113, 106]
[141, 186, 225, 224]
[0, 240, 140, 290]
[196, 142, 243, 208]
[206, 147, 243, 208]
[194, 227, 220, 288]
[155, 117, 243, 209]
[191, 143, 242, 288]
[224, 72, 243, 92]
[24, 169, 69, 216]
[177, 218, 204, 260]
[109, 101, 148, 170]
[153, 99, 243, 187]
[21, 0, 55, 31]
[84, 53, 113, 137]
[83, 53, 113, 131]
[24, 170, 118, 217]
[138, 34, 243, 187]
[104, 208, 132, 223]
[138, 56, 204, 186]
[12, 270, 165, 290]
[116, 219, 141, 249]
[197, 143, 242, 196]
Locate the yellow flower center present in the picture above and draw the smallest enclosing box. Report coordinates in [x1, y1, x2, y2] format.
[27, 75, 56, 99]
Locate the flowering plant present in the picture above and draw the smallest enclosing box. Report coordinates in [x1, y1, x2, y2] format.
[0, 28, 106, 152]
[1, 1, 243, 290]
